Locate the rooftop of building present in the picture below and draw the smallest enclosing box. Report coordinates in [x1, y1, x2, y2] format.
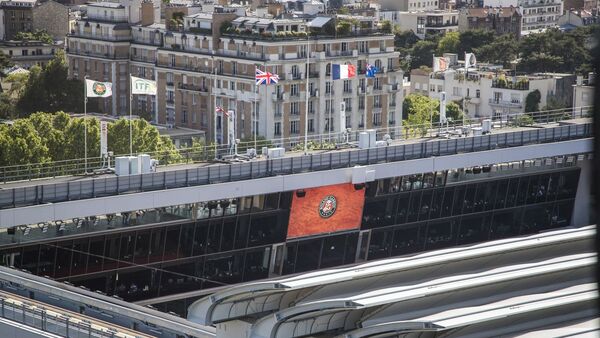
[87, 1, 124, 8]
[0, 39, 56, 47]
[462, 6, 521, 17]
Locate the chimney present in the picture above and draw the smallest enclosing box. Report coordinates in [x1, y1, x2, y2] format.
[141, 0, 154, 26]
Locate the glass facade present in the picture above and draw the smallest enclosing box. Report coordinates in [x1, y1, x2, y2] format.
[0, 164, 581, 317]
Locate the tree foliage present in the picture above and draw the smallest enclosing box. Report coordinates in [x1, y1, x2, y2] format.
[437, 32, 460, 55]
[16, 50, 84, 117]
[0, 112, 182, 167]
[14, 30, 54, 44]
[396, 27, 595, 73]
[402, 94, 465, 136]
[525, 90, 541, 113]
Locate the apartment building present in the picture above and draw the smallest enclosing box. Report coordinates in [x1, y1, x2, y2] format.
[484, 0, 564, 34]
[419, 58, 575, 119]
[67, 1, 136, 116]
[396, 10, 459, 39]
[0, 39, 59, 68]
[376, 0, 440, 11]
[572, 73, 594, 109]
[458, 6, 522, 38]
[0, 0, 68, 40]
[68, 9, 404, 145]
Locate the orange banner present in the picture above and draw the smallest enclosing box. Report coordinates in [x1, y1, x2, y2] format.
[287, 183, 365, 239]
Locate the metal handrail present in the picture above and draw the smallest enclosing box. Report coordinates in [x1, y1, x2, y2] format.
[0, 122, 592, 211]
[0, 105, 592, 185]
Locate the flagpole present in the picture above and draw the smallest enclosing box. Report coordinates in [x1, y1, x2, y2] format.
[129, 73, 133, 156]
[304, 37, 310, 155]
[212, 57, 217, 160]
[253, 81, 257, 151]
[364, 76, 367, 131]
[328, 62, 331, 142]
[84, 75, 88, 174]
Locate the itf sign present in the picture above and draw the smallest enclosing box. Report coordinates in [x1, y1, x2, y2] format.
[131, 76, 157, 95]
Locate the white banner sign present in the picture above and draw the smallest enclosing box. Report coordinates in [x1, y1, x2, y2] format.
[100, 121, 108, 156]
[131, 76, 157, 95]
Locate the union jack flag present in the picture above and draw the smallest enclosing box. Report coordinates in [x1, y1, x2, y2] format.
[255, 67, 279, 85]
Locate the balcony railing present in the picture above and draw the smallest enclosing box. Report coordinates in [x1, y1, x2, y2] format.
[492, 80, 530, 90]
[66, 48, 128, 60]
[179, 83, 208, 93]
[68, 32, 131, 42]
[489, 99, 523, 107]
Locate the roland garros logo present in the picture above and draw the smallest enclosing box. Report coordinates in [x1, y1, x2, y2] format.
[318, 195, 337, 219]
[92, 82, 107, 96]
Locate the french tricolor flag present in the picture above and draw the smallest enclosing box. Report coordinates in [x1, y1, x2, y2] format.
[332, 64, 356, 80]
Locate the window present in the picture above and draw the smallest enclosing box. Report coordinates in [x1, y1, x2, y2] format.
[373, 111, 382, 126]
[290, 120, 300, 134]
[232, 61, 237, 75]
[181, 110, 188, 124]
[324, 117, 334, 132]
[374, 95, 382, 108]
[169, 54, 175, 66]
[291, 84, 299, 96]
[344, 98, 352, 111]
[358, 41, 367, 53]
[325, 81, 332, 94]
[291, 102, 299, 115]
[274, 122, 281, 136]
[343, 80, 351, 93]
[166, 72, 173, 85]
[308, 119, 314, 132]
[341, 42, 348, 52]
[374, 78, 381, 90]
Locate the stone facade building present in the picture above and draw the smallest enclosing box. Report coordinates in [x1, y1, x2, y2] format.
[32, 0, 69, 39]
[67, 8, 405, 146]
[458, 6, 522, 38]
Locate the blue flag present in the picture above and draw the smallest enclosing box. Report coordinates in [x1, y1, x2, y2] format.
[365, 64, 378, 78]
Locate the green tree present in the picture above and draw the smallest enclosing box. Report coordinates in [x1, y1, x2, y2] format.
[16, 51, 84, 117]
[474, 34, 519, 67]
[394, 30, 420, 49]
[0, 119, 49, 165]
[437, 31, 460, 55]
[458, 30, 495, 56]
[403, 94, 439, 136]
[525, 90, 541, 113]
[380, 20, 392, 34]
[336, 20, 352, 35]
[409, 40, 437, 69]
[107, 118, 182, 163]
[0, 51, 13, 71]
[15, 30, 53, 44]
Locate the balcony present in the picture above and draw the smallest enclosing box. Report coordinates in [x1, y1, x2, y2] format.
[68, 32, 131, 42]
[272, 92, 285, 101]
[325, 50, 357, 57]
[492, 79, 530, 90]
[166, 99, 175, 105]
[489, 99, 523, 107]
[65, 48, 128, 60]
[131, 55, 155, 63]
[179, 83, 209, 93]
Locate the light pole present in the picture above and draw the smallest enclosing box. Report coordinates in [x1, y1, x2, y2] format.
[84, 75, 88, 173]
[303, 35, 310, 155]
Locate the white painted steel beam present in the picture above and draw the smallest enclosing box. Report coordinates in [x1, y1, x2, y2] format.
[0, 138, 592, 227]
